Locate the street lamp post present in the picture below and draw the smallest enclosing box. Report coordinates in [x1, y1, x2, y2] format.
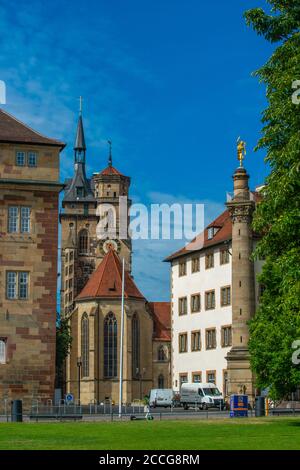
[77, 357, 82, 404]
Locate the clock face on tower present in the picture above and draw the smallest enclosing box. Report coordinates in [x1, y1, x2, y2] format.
[99, 239, 121, 255]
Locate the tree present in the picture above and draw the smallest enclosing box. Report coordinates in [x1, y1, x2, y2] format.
[245, 0, 300, 399]
[56, 316, 72, 389]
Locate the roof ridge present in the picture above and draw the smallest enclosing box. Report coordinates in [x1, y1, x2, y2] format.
[0, 108, 65, 146]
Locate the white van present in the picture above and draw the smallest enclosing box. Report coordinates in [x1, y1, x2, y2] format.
[149, 389, 174, 408]
[180, 383, 225, 410]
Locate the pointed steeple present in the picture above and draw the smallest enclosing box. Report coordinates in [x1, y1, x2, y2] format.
[74, 97, 86, 163]
[74, 115, 86, 152]
[62, 102, 96, 206]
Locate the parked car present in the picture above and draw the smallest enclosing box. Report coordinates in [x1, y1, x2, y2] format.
[180, 383, 225, 410]
[149, 389, 174, 408]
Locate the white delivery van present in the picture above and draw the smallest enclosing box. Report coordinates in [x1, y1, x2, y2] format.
[180, 383, 225, 410]
[149, 389, 174, 408]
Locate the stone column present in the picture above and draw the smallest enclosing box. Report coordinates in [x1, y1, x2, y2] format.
[226, 167, 256, 399]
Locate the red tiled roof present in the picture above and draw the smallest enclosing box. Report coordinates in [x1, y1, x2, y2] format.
[165, 209, 232, 262]
[0, 108, 65, 148]
[100, 165, 123, 176]
[149, 302, 171, 341]
[76, 248, 145, 300]
[165, 191, 262, 262]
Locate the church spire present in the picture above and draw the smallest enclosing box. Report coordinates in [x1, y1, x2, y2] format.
[74, 97, 86, 163]
[108, 139, 112, 167]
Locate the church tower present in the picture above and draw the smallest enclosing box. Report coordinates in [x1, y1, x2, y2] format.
[60, 110, 97, 317]
[60, 111, 132, 318]
[92, 142, 132, 272]
[226, 142, 256, 398]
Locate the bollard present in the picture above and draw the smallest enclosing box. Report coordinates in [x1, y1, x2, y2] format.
[11, 400, 23, 422]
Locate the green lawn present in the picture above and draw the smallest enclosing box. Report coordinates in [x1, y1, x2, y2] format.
[0, 418, 299, 450]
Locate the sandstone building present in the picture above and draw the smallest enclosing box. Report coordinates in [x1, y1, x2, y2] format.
[61, 112, 171, 404]
[0, 109, 64, 406]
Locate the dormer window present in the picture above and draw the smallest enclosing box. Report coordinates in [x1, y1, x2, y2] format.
[207, 226, 219, 240]
[77, 187, 85, 198]
[208, 227, 214, 239]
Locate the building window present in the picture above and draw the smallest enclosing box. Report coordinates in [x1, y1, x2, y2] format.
[69, 278, 73, 289]
[179, 333, 188, 353]
[16, 151, 25, 166]
[208, 227, 219, 240]
[104, 312, 117, 378]
[18, 272, 29, 299]
[6, 272, 29, 300]
[158, 374, 165, 389]
[81, 314, 89, 377]
[69, 251, 74, 261]
[206, 370, 216, 384]
[8, 206, 30, 233]
[158, 345, 167, 362]
[8, 207, 18, 233]
[221, 286, 231, 306]
[191, 294, 201, 313]
[76, 187, 85, 198]
[205, 290, 215, 310]
[192, 372, 202, 383]
[207, 227, 214, 240]
[206, 329, 216, 350]
[179, 374, 188, 388]
[221, 326, 232, 347]
[220, 249, 230, 265]
[205, 252, 214, 269]
[179, 261, 187, 277]
[0, 339, 6, 364]
[178, 297, 187, 316]
[83, 203, 89, 216]
[28, 152, 37, 167]
[223, 370, 228, 397]
[68, 292, 73, 302]
[191, 256, 200, 273]
[191, 331, 201, 351]
[78, 229, 89, 255]
[20, 207, 30, 233]
[132, 314, 140, 379]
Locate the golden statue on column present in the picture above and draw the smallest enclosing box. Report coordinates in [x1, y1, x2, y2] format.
[237, 138, 246, 167]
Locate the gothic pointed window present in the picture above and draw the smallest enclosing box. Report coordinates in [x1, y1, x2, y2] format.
[132, 314, 140, 378]
[158, 374, 164, 389]
[81, 314, 89, 377]
[158, 345, 166, 362]
[104, 312, 117, 378]
[78, 229, 89, 255]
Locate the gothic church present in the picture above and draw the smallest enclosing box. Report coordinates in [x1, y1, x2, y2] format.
[61, 113, 171, 404]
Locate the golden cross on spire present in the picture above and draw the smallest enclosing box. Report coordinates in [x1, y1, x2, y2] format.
[79, 96, 83, 114]
[237, 137, 246, 167]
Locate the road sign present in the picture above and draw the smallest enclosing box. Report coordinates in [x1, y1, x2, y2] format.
[65, 393, 74, 404]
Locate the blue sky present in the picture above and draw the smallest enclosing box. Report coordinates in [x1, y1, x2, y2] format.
[0, 0, 273, 301]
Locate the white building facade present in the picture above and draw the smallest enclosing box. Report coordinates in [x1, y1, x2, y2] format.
[166, 197, 263, 398]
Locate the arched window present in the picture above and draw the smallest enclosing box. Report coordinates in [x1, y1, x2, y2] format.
[104, 312, 117, 378]
[158, 345, 166, 362]
[158, 374, 164, 389]
[81, 314, 89, 377]
[78, 229, 89, 255]
[132, 314, 140, 379]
